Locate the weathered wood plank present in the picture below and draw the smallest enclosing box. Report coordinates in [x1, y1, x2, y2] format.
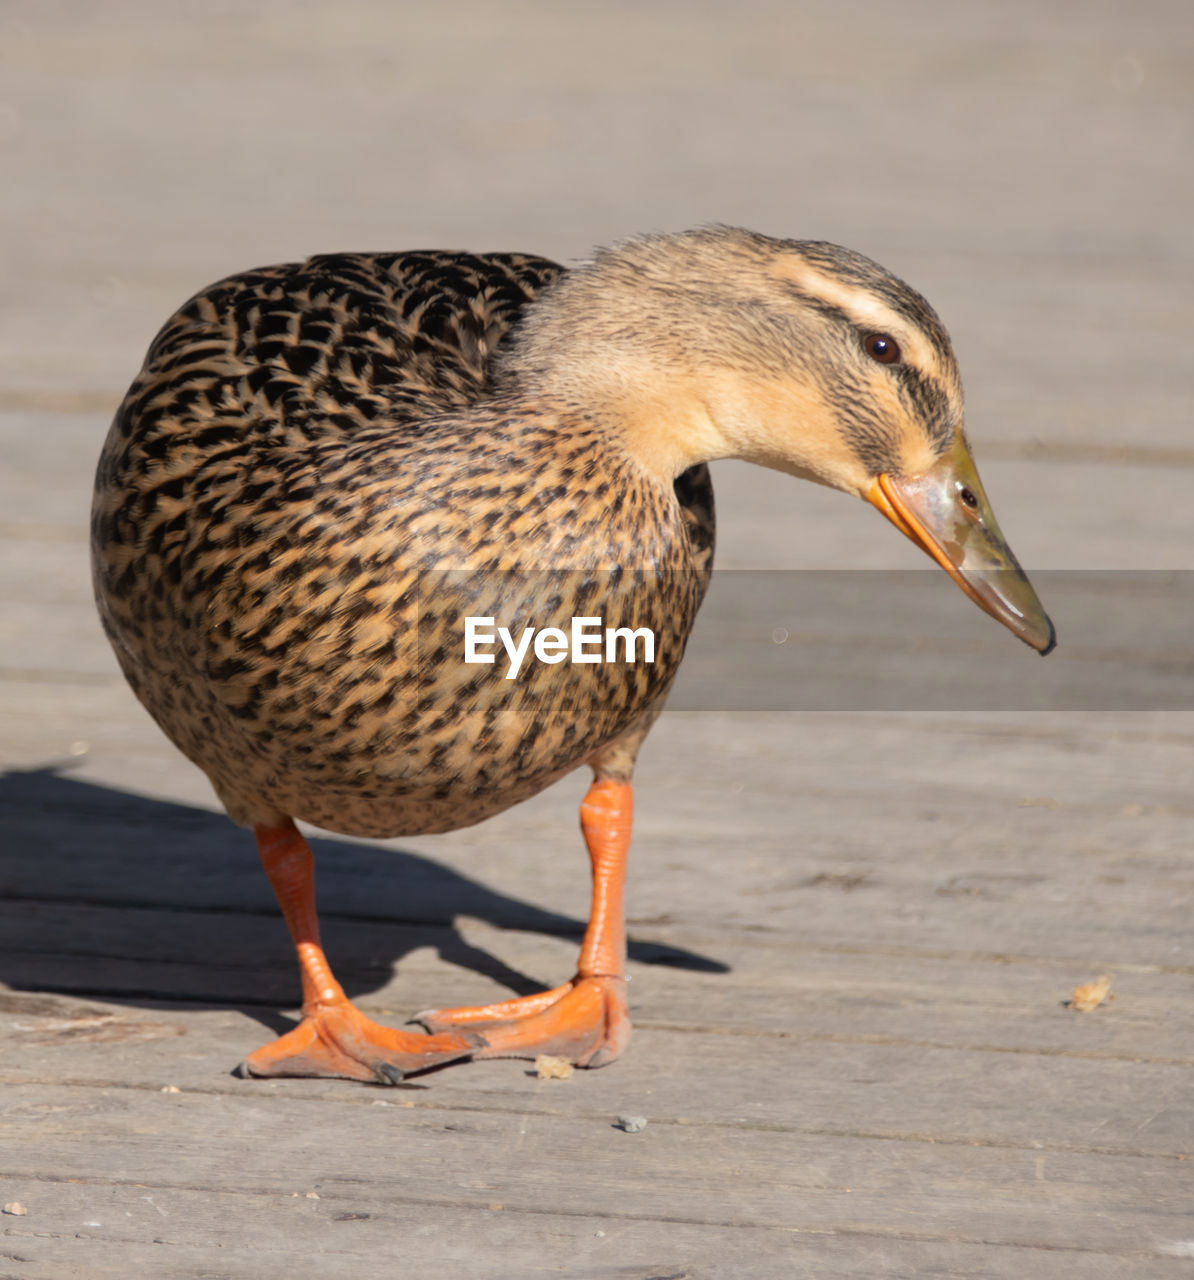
[3, 902, 1192, 1068]
[1, 1073, 1190, 1260]
[5, 728, 1192, 963]
[7, 1199, 1191, 1280]
[3, 992, 1192, 1163]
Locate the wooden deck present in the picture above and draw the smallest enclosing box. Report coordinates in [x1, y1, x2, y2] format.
[2, 3, 1193, 1276]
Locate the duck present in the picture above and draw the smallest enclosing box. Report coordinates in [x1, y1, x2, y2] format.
[91, 226, 1055, 1085]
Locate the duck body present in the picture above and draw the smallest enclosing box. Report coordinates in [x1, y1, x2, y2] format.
[92, 228, 1053, 1083]
[93, 251, 714, 838]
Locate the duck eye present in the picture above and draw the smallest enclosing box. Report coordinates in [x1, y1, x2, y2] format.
[863, 332, 900, 365]
[959, 486, 978, 509]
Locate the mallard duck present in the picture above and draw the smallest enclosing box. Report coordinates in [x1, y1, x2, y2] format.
[92, 227, 1054, 1084]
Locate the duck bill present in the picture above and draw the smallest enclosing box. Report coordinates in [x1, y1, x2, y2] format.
[865, 431, 1056, 654]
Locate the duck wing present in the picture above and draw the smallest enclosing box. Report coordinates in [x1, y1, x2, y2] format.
[115, 249, 565, 452]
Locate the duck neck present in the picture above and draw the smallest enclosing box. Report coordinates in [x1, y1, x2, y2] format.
[502, 369, 853, 498]
[595, 385, 728, 487]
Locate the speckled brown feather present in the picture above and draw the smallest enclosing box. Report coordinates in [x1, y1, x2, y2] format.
[92, 250, 715, 836]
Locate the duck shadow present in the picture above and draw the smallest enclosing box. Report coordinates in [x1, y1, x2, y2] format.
[0, 766, 727, 1039]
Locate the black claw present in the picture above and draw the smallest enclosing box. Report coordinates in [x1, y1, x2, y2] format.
[232, 1060, 254, 1079]
[375, 1062, 405, 1086]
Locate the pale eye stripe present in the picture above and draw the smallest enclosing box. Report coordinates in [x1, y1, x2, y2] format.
[779, 262, 940, 372]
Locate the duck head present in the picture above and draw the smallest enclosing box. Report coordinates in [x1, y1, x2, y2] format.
[500, 226, 1055, 654]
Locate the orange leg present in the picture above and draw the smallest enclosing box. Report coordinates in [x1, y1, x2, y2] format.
[236, 820, 480, 1084]
[416, 777, 633, 1068]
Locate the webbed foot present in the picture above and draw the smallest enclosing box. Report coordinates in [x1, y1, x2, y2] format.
[237, 999, 481, 1084]
[415, 974, 629, 1068]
